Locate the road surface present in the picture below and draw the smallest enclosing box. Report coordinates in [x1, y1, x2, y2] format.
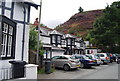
[38, 62, 119, 79]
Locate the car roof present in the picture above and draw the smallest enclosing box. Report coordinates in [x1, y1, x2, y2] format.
[95, 53, 107, 55]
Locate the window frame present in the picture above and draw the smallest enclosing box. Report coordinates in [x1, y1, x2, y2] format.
[0, 15, 16, 59]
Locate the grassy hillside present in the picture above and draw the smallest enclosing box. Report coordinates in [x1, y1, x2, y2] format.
[55, 9, 103, 38]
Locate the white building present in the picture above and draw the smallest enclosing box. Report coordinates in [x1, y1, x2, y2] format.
[0, 0, 39, 80]
[84, 41, 100, 54]
[34, 26, 86, 59]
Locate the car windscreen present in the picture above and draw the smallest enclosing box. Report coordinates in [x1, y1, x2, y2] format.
[97, 54, 104, 57]
[86, 55, 92, 59]
[83, 55, 89, 59]
[70, 56, 77, 59]
[94, 55, 100, 59]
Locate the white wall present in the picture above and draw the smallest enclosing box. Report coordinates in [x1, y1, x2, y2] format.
[44, 50, 64, 59]
[41, 36, 50, 44]
[84, 41, 90, 47]
[13, 2, 24, 21]
[15, 23, 29, 62]
[85, 49, 98, 54]
[52, 51, 64, 57]
[75, 42, 80, 47]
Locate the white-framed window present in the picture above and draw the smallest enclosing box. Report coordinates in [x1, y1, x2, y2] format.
[1, 23, 14, 58]
[0, 15, 16, 59]
[80, 42, 83, 47]
[67, 39, 71, 45]
[0, 0, 2, 6]
[5, 10, 11, 18]
[52, 35, 56, 43]
[7, 26, 13, 57]
[5, 0, 12, 8]
[0, 8, 1, 15]
[1, 23, 8, 57]
[72, 39, 74, 45]
[62, 40, 65, 45]
[57, 36, 61, 43]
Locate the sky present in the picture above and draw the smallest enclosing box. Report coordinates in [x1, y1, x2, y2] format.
[30, 0, 119, 29]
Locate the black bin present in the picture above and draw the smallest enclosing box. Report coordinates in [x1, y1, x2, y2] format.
[9, 61, 27, 78]
[45, 61, 51, 74]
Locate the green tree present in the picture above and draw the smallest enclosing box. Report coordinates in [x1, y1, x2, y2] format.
[29, 26, 45, 67]
[86, 1, 120, 53]
[29, 27, 38, 50]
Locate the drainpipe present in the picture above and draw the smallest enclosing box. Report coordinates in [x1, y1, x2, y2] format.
[21, 2, 26, 61]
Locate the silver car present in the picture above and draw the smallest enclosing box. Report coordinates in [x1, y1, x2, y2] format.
[95, 53, 110, 64]
[51, 55, 81, 71]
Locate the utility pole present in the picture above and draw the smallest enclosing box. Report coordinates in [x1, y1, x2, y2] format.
[36, 0, 42, 65]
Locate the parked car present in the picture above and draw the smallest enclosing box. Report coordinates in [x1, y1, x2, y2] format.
[95, 53, 110, 64]
[113, 54, 118, 62]
[74, 54, 97, 68]
[51, 55, 81, 71]
[116, 54, 120, 64]
[86, 54, 103, 66]
[106, 53, 113, 63]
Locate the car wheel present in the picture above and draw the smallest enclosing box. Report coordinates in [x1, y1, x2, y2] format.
[117, 61, 120, 64]
[63, 64, 70, 71]
[97, 64, 100, 66]
[81, 63, 84, 68]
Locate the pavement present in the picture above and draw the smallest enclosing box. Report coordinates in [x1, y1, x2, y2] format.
[37, 63, 119, 79]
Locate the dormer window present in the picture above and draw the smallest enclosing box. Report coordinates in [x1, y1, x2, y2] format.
[50, 34, 62, 46]
[66, 38, 75, 46]
[50, 30, 62, 46]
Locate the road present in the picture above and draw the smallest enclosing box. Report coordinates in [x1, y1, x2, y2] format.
[75, 63, 118, 79]
[37, 62, 119, 79]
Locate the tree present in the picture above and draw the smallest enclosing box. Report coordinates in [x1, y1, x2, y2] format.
[29, 26, 45, 67]
[78, 7, 84, 13]
[86, 1, 120, 53]
[29, 27, 38, 50]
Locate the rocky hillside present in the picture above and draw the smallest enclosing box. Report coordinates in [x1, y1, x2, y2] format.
[55, 9, 103, 38]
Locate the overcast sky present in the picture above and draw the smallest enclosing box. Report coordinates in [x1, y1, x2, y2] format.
[30, 0, 119, 29]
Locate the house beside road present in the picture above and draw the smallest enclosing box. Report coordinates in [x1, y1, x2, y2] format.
[0, 0, 39, 80]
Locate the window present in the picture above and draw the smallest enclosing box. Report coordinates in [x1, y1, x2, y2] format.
[61, 40, 65, 45]
[52, 35, 56, 43]
[1, 23, 13, 57]
[5, 10, 11, 18]
[80, 42, 83, 47]
[1, 23, 8, 57]
[5, 0, 12, 8]
[57, 36, 61, 43]
[0, 15, 16, 59]
[67, 39, 71, 45]
[0, 8, 1, 15]
[52, 56, 60, 59]
[60, 56, 68, 59]
[0, 0, 1, 6]
[71, 39, 74, 45]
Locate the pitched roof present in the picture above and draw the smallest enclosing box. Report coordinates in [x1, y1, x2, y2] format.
[65, 34, 76, 38]
[13, 0, 39, 9]
[49, 30, 62, 35]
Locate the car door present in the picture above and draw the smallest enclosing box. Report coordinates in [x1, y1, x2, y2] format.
[52, 56, 61, 67]
[59, 56, 68, 68]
